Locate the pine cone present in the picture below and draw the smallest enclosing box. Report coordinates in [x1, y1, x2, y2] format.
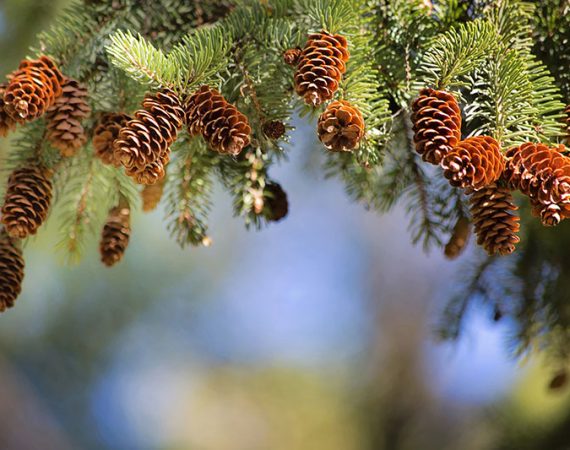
[444, 216, 470, 260]
[441, 136, 504, 191]
[264, 182, 289, 222]
[93, 112, 132, 166]
[1, 165, 53, 239]
[411, 88, 462, 165]
[0, 232, 25, 312]
[115, 89, 184, 185]
[262, 120, 286, 140]
[46, 77, 91, 157]
[185, 85, 251, 155]
[3, 56, 64, 122]
[505, 143, 570, 227]
[100, 205, 131, 267]
[294, 31, 350, 106]
[0, 83, 17, 137]
[549, 370, 568, 391]
[317, 100, 365, 152]
[469, 183, 520, 256]
[283, 48, 302, 66]
[141, 177, 166, 212]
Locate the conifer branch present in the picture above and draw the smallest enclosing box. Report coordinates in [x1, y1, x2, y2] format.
[419, 20, 498, 89]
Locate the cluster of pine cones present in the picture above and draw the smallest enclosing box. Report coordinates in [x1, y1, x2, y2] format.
[412, 87, 570, 259]
[0, 30, 362, 311]
[285, 31, 366, 153]
[0, 52, 293, 312]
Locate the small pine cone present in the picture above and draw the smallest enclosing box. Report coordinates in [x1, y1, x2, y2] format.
[0, 233, 25, 312]
[444, 216, 470, 260]
[93, 112, 132, 166]
[1, 166, 53, 239]
[115, 89, 184, 184]
[411, 88, 462, 165]
[549, 370, 568, 391]
[185, 85, 251, 156]
[469, 183, 520, 256]
[283, 48, 302, 66]
[264, 182, 289, 222]
[0, 83, 17, 137]
[262, 120, 286, 140]
[141, 177, 166, 212]
[100, 205, 131, 267]
[294, 31, 350, 106]
[3, 56, 64, 122]
[317, 100, 365, 152]
[46, 78, 91, 157]
[441, 136, 504, 191]
[505, 143, 570, 227]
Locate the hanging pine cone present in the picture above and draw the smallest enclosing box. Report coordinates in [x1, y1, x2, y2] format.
[283, 48, 302, 66]
[411, 88, 462, 165]
[262, 120, 286, 140]
[1, 165, 53, 239]
[505, 143, 570, 227]
[115, 89, 184, 185]
[264, 182, 289, 222]
[317, 100, 365, 152]
[441, 136, 504, 191]
[0, 232, 25, 312]
[549, 370, 568, 391]
[294, 31, 350, 106]
[46, 77, 91, 157]
[0, 83, 17, 137]
[444, 216, 470, 260]
[141, 177, 166, 212]
[469, 183, 520, 256]
[3, 56, 64, 122]
[93, 112, 132, 166]
[185, 85, 251, 156]
[100, 205, 131, 267]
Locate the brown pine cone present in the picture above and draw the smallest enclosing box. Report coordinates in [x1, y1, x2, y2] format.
[262, 120, 286, 140]
[411, 88, 462, 165]
[317, 100, 365, 152]
[505, 143, 570, 227]
[1, 165, 53, 239]
[185, 85, 251, 156]
[46, 77, 91, 157]
[100, 205, 131, 267]
[283, 48, 302, 66]
[294, 31, 350, 106]
[264, 182, 289, 222]
[0, 232, 25, 312]
[469, 183, 520, 256]
[93, 112, 132, 166]
[444, 216, 470, 260]
[115, 89, 184, 185]
[141, 177, 166, 212]
[3, 56, 64, 122]
[549, 370, 568, 391]
[0, 83, 17, 137]
[441, 136, 504, 191]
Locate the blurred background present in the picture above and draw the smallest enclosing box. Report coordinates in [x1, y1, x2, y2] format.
[1, 1, 570, 449]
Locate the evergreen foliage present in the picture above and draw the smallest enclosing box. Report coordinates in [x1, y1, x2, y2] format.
[0, 0, 569, 363]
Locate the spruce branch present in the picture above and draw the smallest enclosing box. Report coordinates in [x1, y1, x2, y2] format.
[107, 30, 179, 89]
[165, 138, 216, 248]
[419, 19, 498, 89]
